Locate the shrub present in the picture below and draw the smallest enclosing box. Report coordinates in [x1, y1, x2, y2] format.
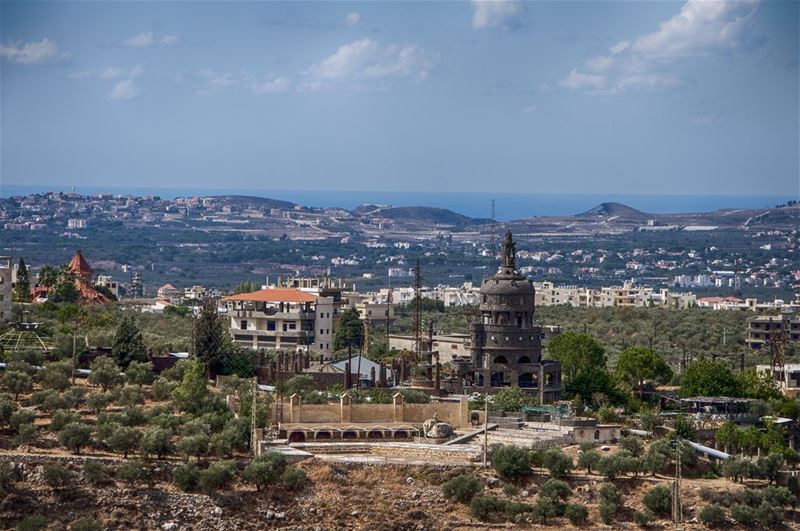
[599, 501, 618, 525]
[86, 392, 113, 414]
[281, 467, 308, 491]
[117, 460, 152, 485]
[491, 445, 531, 479]
[15, 514, 47, 531]
[42, 464, 71, 489]
[633, 509, 654, 527]
[729, 504, 756, 526]
[599, 482, 622, 506]
[756, 453, 783, 485]
[117, 386, 144, 407]
[173, 462, 200, 492]
[198, 461, 236, 494]
[698, 504, 727, 528]
[177, 434, 210, 461]
[503, 501, 533, 518]
[643, 484, 672, 516]
[210, 432, 234, 458]
[754, 501, 781, 528]
[502, 483, 518, 496]
[470, 495, 504, 520]
[51, 410, 81, 431]
[761, 485, 794, 507]
[88, 356, 123, 391]
[125, 361, 154, 387]
[577, 449, 601, 474]
[139, 427, 174, 459]
[151, 377, 177, 401]
[736, 488, 763, 507]
[9, 409, 35, 433]
[532, 498, 558, 524]
[538, 479, 571, 502]
[442, 474, 483, 503]
[243, 453, 287, 491]
[618, 436, 644, 457]
[83, 461, 107, 484]
[15, 424, 36, 447]
[564, 503, 589, 526]
[58, 422, 92, 454]
[542, 448, 573, 478]
[71, 517, 103, 531]
[108, 426, 142, 458]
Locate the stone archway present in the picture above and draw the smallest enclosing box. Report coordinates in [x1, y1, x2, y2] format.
[493, 355, 508, 364]
[288, 432, 306, 443]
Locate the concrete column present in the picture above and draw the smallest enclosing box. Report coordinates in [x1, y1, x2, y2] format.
[458, 395, 469, 429]
[345, 362, 352, 389]
[538, 365, 545, 404]
[393, 392, 404, 422]
[340, 393, 351, 423]
[289, 393, 301, 423]
[370, 366, 376, 388]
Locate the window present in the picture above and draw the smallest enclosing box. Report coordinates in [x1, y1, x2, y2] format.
[319, 343, 324, 349]
[267, 321, 276, 331]
[288, 322, 297, 330]
[240, 320, 248, 330]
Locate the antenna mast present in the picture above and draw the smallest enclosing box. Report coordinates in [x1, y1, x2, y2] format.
[414, 259, 422, 363]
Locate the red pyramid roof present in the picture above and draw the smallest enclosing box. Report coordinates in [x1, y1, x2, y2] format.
[67, 250, 94, 278]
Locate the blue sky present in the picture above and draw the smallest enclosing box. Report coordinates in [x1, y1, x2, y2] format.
[1, 1, 798, 196]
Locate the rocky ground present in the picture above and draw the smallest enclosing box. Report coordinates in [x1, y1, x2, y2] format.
[1, 453, 799, 530]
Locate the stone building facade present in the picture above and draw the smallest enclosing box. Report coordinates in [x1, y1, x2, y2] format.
[454, 232, 562, 402]
[0, 256, 11, 324]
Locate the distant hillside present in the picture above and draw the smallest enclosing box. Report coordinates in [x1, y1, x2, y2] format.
[212, 195, 296, 210]
[354, 204, 490, 225]
[577, 202, 650, 220]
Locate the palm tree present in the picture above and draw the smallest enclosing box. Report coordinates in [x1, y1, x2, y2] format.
[37, 264, 59, 289]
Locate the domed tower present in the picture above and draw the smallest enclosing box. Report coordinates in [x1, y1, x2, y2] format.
[459, 231, 561, 402]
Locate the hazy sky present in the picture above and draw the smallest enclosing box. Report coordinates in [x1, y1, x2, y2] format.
[1, 1, 798, 195]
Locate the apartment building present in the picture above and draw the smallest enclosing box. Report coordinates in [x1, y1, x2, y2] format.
[533, 281, 696, 309]
[756, 364, 800, 399]
[746, 311, 800, 350]
[0, 256, 11, 324]
[224, 288, 320, 354]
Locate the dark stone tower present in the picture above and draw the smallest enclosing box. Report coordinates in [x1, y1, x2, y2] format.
[456, 231, 562, 402]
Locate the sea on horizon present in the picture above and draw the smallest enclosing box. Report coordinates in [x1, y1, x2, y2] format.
[0, 184, 794, 221]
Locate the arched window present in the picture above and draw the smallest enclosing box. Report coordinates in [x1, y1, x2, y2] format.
[491, 372, 504, 387]
[518, 356, 531, 364]
[493, 355, 508, 364]
[594, 430, 600, 441]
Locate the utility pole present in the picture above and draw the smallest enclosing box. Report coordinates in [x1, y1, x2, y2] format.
[672, 440, 683, 529]
[250, 376, 259, 457]
[483, 393, 489, 467]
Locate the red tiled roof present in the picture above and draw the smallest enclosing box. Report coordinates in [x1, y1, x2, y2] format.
[159, 283, 177, 291]
[67, 250, 94, 278]
[224, 288, 317, 303]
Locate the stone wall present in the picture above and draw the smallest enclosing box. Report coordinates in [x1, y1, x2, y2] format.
[285, 393, 470, 429]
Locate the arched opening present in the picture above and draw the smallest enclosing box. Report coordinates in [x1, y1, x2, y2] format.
[315, 431, 332, 440]
[493, 356, 508, 364]
[342, 431, 358, 440]
[518, 356, 532, 364]
[518, 372, 536, 388]
[367, 430, 384, 439]
[491, 372, 505, 387]
[594, 430, 600, 441]
[470, 412, 481, 425]
[394, 431, 409, 439]
[288, 432, 306, 443]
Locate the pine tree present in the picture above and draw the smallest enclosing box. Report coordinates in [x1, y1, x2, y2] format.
[194, 300, 228, 374]
[112, 315, 147, 368]
[13, 258, 31, 302]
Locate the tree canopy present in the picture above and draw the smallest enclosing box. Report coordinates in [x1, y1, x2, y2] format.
[112, 315, 148, 368]
[680, 359, 740, 397]
[194, 300, 229, 374]
[333, 307, 363, 353]
[546, 332, 606, 381]
[614, 346, 673, 398]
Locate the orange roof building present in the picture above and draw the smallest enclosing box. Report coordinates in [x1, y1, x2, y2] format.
[66, 250, 109, 305]
[67, 250, 94, 278]
[224, 288, 317, 304]
[223, 287, 325, 353]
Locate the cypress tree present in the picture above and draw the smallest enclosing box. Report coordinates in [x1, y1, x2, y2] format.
[112, 315, 147, 368]
[13, 258, 31, 302]
[194, 300, 227, 374]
